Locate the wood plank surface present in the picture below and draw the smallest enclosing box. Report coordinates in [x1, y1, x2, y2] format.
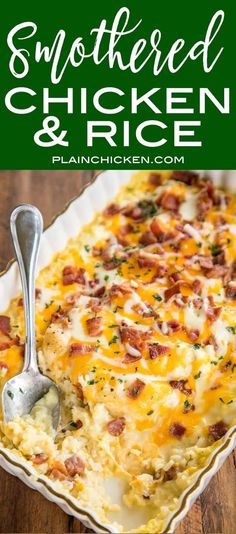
[0, 170, 235, 534]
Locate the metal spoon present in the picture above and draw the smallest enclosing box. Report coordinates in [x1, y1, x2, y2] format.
[2, 205, 60, 429]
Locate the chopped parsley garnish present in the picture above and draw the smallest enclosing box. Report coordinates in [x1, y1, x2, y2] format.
[194, 371, 202, 379]
[19, 388, 24, 394]
[193, 343, 201, 350]
[138, 199, 158, 218]
[108, 324, 118, 328]
[226, 326, 236, 334]
[219, 397, 233, 405]
[109, 335, 119, 346]
[104, 275, 109, 281]
[210, 244, 221, 256]
[184, 399, 191, 410]
[210, 360, 217, 365]
[7, 390, 14, 400]
[84, 244, 90, 252]
[153, 294, 162, 302]
[45, 300, 54, 309]
[147, 410, 154, 416]
[113, 305, 123, 312]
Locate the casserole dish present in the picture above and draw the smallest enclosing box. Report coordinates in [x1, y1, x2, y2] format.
[0, 169, 236, 533]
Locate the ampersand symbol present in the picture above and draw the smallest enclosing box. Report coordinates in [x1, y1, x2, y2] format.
[34, 116, 69, 147]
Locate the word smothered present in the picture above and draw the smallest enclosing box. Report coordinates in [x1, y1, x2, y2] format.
[7, 7, 224, 84]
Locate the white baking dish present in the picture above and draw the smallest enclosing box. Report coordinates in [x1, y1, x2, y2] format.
[0, 169, 236, 534]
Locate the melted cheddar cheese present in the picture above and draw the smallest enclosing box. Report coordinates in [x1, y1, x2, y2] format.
[1, 170, 236, 533]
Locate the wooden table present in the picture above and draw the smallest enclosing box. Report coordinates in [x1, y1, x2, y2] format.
[0, 170, 235, 534]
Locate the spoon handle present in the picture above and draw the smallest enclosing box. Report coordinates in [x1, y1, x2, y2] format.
[10, 205, 43, 373]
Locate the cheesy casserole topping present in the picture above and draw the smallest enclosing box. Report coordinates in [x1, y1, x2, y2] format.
[1, 171, 236, 533]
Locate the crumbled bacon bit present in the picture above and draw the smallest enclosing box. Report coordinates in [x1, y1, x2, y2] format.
[35, 288, 42, 299]
[163, 465, 178, 481]
[122, 205, 144, 221]
[0, 341, 11, 351]
[86, 317, 103, 337]
[198, 256, 214, 270]
[192, 298, 203, 309]
[122, 353, 142, 364]
[152, 265, 168, 279]
[150, 219, 174, 242]
[157, 192, 180, 211]
[171, 170, 199, 185]
[222, 360, 232, 372]
[50, 468, 68, 481]
[149, 343, 170, 359]
[187, 328, 200, 342]
[164, 281, 183, 302]
[31, 453, 48, 464]
[148, 172, 162, 186]
[169, 380, 192, 396]
[205, 265, 228, 279]
[197, 191, 213, 221]
[208, 420, 228, 441]
[116, 235, 129, 247]
[174, 296, 185, 308]
[62, 265, 86, 286]
[103, 259, 121, 270]
[103, 203, 121, 216]
[93, 286, 106, 298]
[204, 335, 218, 350]
[0, 316, 10, 335]
[137, 256, 158, 268]
[133, 303, 157, 318]
[119, 323, 149, 351]
[64, 455, 85, 477]
[0, 335, 20, 352]
[127, 379, 145, 398]
[167, 320, 182, 333]
[73, 384, 84, 401]
[139, 231, 157, 246]
[192, 279, 202, 295]
[206, 305, 222, 322]
[70, 343, 94, 355]
[107, 417, 126, 436]
[169, 422, 186, 438]
[225, 284, 236, 300]
[51, 308, 69, 326]
[119, 223, 133, 235]
[213, 250, 226, 266]
[183, 402, 195, 414]
[197, 180, 219, 220]
[92, 245, 102, 257]
[109, 284, 131, 298]
[0, 361, 8, 371]
[89, 278, 99, 288]
[87, 298, 102, 313]
[75, 419, 83, 429]
[169, 271, 182, 283]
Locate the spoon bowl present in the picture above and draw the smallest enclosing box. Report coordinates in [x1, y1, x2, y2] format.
[1, 205, 60, 430]
[2, 371, 60, 428]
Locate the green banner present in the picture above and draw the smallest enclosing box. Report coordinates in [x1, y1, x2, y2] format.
[1, 0, 235, 169]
